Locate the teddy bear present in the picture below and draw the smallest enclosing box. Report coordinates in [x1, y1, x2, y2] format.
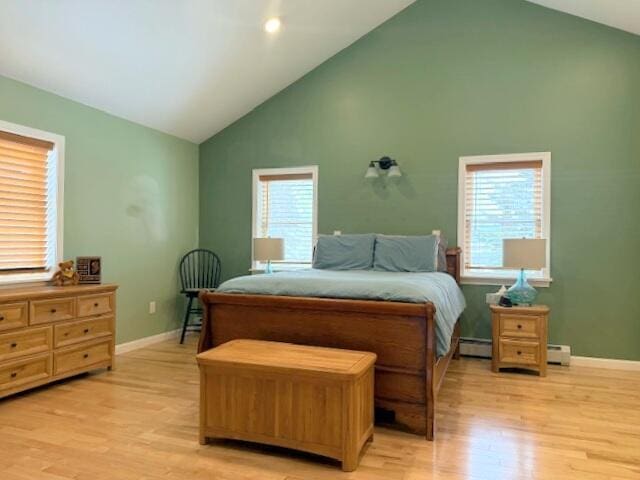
[52, 260, 80, 286]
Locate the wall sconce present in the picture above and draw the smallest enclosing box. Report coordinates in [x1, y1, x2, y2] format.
[364, 156, 402, 179]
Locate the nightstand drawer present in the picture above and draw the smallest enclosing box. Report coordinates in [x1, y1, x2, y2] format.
[499, 339, 539, 365]
[500, 314, 540, 339]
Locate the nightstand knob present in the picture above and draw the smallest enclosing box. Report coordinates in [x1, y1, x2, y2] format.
[83, 353, 89, 359]
[517, 324, 522, 329]
[94, 303, 99, 307]
[10, 343, 17, 348]
[84, 329, 90, 334]
[0, 316, 4, 321]
[10, 372, 17, 378]
[517, 350, 522, 355]
[51, 308, 57, 314]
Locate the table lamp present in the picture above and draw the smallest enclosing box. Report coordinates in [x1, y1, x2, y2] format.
[253, 237, 284, 274]
[503, 238, 547, 305]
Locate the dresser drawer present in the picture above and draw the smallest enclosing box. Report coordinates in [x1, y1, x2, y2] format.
[499, 314, 540, 339]
[0, 326, 51, 362]
[77, 294, 114, 318]
[0, 302, 29, 332]
[30, 298, 76, 325]
[499, 339, 540, 365]
[54, 316, 113, 348]
[0, 353, 51, 392]
[54, 340, 112, 376]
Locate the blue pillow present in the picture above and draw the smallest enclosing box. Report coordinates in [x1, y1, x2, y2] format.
[373, 234, 438, 272]
[313, 234, 375, 270]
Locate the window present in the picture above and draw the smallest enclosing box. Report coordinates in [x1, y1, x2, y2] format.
[252, 166, 318, 270]
[457, 152, 551, 285]
[0, 120, 64, 285]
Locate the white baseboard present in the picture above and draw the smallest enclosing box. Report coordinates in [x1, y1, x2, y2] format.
[115, 329, 181, 355]
[571, 356, 640, 371]
[460, 337, 640, 371]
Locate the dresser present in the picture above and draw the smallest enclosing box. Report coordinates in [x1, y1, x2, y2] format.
[490, 304, 549, 376]
[0, 283, 117, 399]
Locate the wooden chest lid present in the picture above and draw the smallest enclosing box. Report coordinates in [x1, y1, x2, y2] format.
[197, 339, 376, 378]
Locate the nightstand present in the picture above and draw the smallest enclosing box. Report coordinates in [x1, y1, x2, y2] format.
[490, 304, 549, 376]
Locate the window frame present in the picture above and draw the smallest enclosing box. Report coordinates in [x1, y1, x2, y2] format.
[251, 165, 318, 272]
[457, 152, 551, 287]
[0, 119, 65, 286]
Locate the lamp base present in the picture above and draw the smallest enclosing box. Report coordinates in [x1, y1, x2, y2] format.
[265, 260, 274, 274]
[506, 269, 537, 305]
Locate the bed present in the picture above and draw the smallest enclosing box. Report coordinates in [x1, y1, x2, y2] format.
[198, 247, 464, 440]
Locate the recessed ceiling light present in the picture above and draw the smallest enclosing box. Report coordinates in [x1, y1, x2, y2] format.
[264, 17, 281, 33]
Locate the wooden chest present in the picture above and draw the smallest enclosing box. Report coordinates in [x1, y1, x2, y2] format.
[197, 339, 376, 472]
[0, 284, 117, 399]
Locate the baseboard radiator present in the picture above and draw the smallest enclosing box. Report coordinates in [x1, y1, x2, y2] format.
[460, 337, 571, 366]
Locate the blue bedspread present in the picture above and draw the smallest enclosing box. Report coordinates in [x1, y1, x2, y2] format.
[217, 269, 466, 356]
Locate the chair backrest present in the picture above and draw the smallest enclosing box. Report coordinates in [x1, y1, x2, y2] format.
[179, 249, 221, 291]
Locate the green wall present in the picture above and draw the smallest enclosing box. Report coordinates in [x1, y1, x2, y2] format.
[200, 0, 640, 360]
[0, 75, 199, 344]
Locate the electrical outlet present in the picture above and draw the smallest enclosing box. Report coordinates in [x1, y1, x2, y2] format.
[333, 230, 342, 236]
[149, 301, 156, 314]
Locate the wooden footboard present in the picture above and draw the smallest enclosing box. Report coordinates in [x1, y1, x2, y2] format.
[197, 247, 462, 440]
[198, 292, 461, 440]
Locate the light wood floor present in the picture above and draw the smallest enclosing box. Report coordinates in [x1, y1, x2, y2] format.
[1, 335, 639, 480]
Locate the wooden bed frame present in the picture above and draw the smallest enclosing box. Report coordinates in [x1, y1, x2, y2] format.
[198, 247, 462, 441]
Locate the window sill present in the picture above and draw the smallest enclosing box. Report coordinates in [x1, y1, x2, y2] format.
[461, 276, 552, 288]
[0, 271, 53, 286]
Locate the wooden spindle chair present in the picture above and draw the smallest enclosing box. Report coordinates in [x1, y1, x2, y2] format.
[178, 249, 221, 344]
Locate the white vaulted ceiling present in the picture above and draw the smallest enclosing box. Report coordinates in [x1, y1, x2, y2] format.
[2, 1, 638, 143]
[0, 0, 414, 143]
[526, 0, 640, 36]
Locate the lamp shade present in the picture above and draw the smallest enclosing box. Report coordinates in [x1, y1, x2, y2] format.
[253, 237, 284, 262]
[503, 238, 546, 270]
[387, 165, 402, 177]
[364, 165, 379, 179]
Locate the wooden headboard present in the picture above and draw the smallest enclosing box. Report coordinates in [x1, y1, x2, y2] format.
[446, 247, 461, 284]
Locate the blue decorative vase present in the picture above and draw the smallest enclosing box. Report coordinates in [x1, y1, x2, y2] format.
[506, 269, 537, 305]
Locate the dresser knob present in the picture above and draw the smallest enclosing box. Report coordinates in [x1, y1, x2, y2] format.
[517, 324, 522, 329]
[10, 372, 17, 378]
[84, 329, 90, 334]
[517, 350, 522, 355]
[94, 303, 99, 307]
[83, 353, 89, 359]
[51, 308, 57, 314]
[10, 343, 17, 348]
[0, 316, 4, 321]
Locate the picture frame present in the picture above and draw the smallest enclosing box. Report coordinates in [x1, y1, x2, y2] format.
[76, 256, 102, 284]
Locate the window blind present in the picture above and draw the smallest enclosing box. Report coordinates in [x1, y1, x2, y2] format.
[463, 160, 543, 271]
[0, 131, 55, 273]
[256, 173, 314, 264]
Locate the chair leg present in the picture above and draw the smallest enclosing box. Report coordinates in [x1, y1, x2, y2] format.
[180, 296, 193, 344]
